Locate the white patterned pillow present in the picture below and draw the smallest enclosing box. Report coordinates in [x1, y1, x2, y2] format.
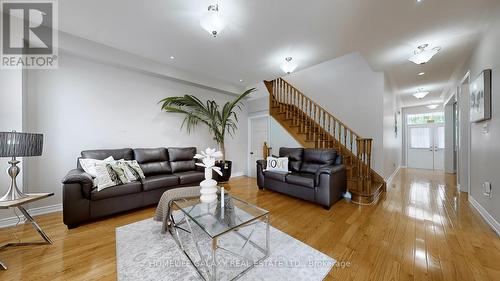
[122, 160, 145, 180]
[265, 156, 289, 173]
[79, 156, 115, 177]
[95, 162, 123, 191]
[109, 161, 131, 184]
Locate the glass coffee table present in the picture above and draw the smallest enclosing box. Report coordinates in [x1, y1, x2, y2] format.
[169, 192, 270, 281]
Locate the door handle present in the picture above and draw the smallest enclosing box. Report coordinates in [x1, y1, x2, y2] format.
[250, 152, 254, 155]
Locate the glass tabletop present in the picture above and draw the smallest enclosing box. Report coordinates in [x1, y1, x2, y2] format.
[172, 191, 269, 238]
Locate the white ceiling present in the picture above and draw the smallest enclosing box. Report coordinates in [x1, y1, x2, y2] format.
[57, 0, 500, 106]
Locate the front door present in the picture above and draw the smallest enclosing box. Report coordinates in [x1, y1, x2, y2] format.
[407, 123, 445, 170]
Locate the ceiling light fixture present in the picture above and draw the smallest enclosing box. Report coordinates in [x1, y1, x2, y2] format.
[281, 57, 298, 74]
[427, 104, 439, 109]
[409, 44, 441, 65]
[200, 4, 225, 37]
[418, 72, 425, 76]
[170, 56, 175, 59]
[413, 89, 429, 99]
[239, 79, 244, 82]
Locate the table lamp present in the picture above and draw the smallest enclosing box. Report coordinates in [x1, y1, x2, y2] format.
[0, 131, 43, 202]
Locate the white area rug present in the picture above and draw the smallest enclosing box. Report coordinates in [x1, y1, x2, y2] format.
[116, 217, 335, 281]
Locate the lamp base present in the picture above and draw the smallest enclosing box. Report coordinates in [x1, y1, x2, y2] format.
[0, 185, 27, 202]
[0, 158, 27, 202]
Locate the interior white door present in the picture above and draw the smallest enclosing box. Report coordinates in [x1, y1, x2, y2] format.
[433, 125, 445, 170]
[407, 125, 434, 169]
[407, 124, 444, 170]
[249, 116, 268, 178]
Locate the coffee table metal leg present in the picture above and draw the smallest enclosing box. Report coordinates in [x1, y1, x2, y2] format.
[17, 206, 53, 244]
[211, 238, 217, 281]
[0, 260, 7, 270]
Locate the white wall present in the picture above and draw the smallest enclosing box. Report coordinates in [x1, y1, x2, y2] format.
[20, 51, 248, 211]
[0, 69, 23, 220]
[383, 75, 402, 180]
[463, 16, 500, 234]
[284, 52, 385, 175]
[268, 117, 301, 156]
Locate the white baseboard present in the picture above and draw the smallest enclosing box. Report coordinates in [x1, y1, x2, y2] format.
[468, 195, 500, 236]
[386, 166, 401, 185]
[230, 172, 245, 178]
[0, 203, 62, 228]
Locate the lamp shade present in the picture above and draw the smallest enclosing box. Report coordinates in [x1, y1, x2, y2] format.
[0, 131, 43, 157]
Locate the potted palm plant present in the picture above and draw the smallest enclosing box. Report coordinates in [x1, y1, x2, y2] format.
[159, 88, 255, 182]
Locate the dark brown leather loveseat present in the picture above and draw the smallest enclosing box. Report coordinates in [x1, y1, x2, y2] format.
[256, 147, 346, 209]
[61, 147, 206, 228]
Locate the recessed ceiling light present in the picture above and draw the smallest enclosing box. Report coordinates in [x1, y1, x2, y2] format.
[427, 104, 439, 109]
[239, 79, 244, 82]
[416, 0, 424, 3]
[170, 56, 175, 59]
[409, 44, 441, 65]
[418, 72, 425, 76]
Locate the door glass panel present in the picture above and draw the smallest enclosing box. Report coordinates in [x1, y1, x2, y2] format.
[436, 126, 445, 149]
[410, 127, 431, 148]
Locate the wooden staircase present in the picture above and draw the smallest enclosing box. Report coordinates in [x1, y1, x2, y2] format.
[264, 78, 386, 205]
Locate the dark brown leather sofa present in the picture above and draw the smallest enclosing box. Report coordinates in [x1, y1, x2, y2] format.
[256, 147, 346, 209]
[61, 147, 206, 228]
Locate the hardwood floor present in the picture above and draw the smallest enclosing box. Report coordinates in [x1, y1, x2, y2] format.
[0, 168, 499, 280]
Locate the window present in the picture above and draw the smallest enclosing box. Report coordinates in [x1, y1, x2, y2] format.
[410, 127, 431, 148]
[407, 112, 444, 125]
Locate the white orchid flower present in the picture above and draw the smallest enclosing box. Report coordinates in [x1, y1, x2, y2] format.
[194, 147, 223, 176]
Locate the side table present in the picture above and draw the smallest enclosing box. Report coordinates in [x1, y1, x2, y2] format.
[0, 193, 54, 270]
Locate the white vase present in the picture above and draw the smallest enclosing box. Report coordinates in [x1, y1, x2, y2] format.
[200, 167, 218, 203]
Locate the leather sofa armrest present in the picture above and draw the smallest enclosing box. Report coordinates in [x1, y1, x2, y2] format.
[315, 165, 344, 183]
[256, 160, 267, 189]
[315, 164, 346, 209]
[62, 169, 94, 185]
[62, 169, 92, 228]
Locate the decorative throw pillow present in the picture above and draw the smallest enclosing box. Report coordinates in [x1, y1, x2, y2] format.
[109, 161, 131, 184]
[265, 156, 289, 173]
[124, 160, 145, 179]
[94, 162, 122, 191]
[79, 156, 115, 177]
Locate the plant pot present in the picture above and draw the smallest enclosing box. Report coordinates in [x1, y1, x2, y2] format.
[216, 160, 232, 182]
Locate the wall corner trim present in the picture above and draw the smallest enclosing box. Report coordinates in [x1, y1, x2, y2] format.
[386, 166, 401, 184]
[468, 195, 500, 236]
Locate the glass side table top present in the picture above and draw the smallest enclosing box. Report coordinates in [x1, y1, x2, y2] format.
[172, 192, 269, 238]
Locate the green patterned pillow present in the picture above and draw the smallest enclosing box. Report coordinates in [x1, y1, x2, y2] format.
[109, 161, 131, 184]
[125, 160, 145, 179]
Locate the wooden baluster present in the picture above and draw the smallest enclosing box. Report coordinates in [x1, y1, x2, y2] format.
[350, 131, 354, 153]
[312, 104, 317, 146]
[344, 126, 347, 148]
[285, 83, 290, 119]
[301, 95, 305, 133]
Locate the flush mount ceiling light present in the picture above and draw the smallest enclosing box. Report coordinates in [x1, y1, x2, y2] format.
[409, 44, 441, 65]
[418, 72, 425, 76]
[427, 104, 439, 109]
[200, 4, 225, 37]
[413, 89, 429, 99]
[281, 57, 298, 74]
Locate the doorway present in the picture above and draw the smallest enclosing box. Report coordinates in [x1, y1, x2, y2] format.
[405, 111, 445, 170]
[247, 115, 268, 177]
[407, 123, 445, 170]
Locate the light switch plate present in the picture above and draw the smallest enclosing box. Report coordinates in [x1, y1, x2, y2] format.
[482, 182, 492, 198]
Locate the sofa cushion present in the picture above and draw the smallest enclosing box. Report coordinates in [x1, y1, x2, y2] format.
[174, 171, 205, 185]
[279, 147, 304, 172]
[168, 147, 196, 173]
[300, 149, 337, 174]
[90, 181, 142, 201]
[81, 148, 134, 161]
[141, 174, 179, 191]
[286, 173, 315, 188]
[134, 148, 172, 176]
[263, 171, 288, 182]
